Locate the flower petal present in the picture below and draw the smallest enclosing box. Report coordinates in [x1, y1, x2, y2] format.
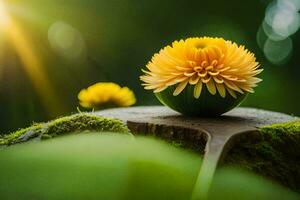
[227, 88, 237, 98]
[206, 79, 216, 95]
[173, 79, 189, 96]
[189, 76, 200, 85]
[194, 81, 203, 99]
[216, 83, 226, 98]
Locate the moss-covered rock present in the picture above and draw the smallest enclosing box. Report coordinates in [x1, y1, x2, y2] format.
[0, 113, 130, 146]
[223, 120, 300, 192]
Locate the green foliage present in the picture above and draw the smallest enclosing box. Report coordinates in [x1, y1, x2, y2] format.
[0, 134, 200, 200]
[0, 113, 130, 146]
[0, 134, 298, 200]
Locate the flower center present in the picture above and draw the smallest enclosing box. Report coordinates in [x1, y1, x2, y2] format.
[194, 42, 207, 49]
[188, 59, 220, 76]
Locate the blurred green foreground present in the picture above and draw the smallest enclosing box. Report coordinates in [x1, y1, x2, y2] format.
[0, 134, 298, 200]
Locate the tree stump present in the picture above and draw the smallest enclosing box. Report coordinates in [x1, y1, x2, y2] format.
[97, 106, 299, 198]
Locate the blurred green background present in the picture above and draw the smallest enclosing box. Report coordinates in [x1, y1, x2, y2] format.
[0, 0, 299, 133]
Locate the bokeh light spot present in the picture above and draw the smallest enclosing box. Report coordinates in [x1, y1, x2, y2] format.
[258, 0, 300, 65]
[265, 0, 300, 38]
[48, 21, 86, 62]
[262, 21, 286, 41]
[263, 37, 293, 65]
[256, 24, 268, 49]
[278, 0, 300, 11]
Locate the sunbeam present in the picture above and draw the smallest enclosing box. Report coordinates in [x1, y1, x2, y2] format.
[0, 1, 65, 117]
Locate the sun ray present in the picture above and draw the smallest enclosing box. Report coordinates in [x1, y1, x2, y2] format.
[0, 1, 65, 117]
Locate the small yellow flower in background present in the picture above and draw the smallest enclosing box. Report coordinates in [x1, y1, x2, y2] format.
[140, 37, 263, 99]
[78, 82, 136, 109]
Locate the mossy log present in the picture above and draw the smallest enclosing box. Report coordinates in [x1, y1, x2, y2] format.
[97, 106, 300, 192]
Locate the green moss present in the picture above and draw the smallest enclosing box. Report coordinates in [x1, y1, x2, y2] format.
[0, 124, 43, 146]
[223, 120, 300, 192]
[43, 113, 130, 137]
[260, 121, 300, 157]
[262, 120, 300, 133]
[0, 113, 130, 146]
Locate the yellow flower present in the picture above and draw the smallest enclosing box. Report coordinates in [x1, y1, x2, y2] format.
[140, 37, 263, 99]
[78, 82, 136, 109]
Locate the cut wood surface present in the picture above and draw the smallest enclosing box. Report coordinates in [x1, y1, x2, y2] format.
[97, 106, 297, 160]
[97, 106, 298, 199]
